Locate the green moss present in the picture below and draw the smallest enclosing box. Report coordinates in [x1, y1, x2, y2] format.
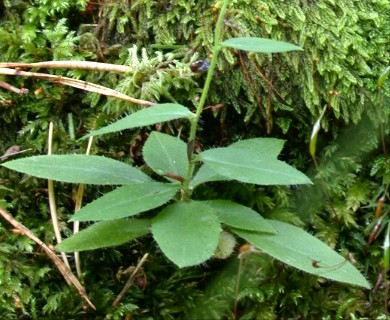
[0, 0, 388, 318]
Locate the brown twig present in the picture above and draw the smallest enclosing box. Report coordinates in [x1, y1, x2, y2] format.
[250, 60, 284, 101]
[47, 122, 70, 268]
[238, 52, 265, 118]
[73, 136, 94, 277]
[0, 146, 31, 161]
[0, 80, 29, 95]
[0, 67, 154, 106]
[0, 206, 96, 310]
[266, 70, 273, 134]
[0, 61, 133, 73]
[112, 253, 149, 307]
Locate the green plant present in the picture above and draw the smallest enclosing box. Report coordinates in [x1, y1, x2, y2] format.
[298, 62, 390, 318]
[362, 65, 390, 315]
[1, 0, 372, 314]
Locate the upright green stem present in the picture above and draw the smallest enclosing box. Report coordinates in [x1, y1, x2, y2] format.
[182, 0, 229, 196]
[191, 0, 229, 127]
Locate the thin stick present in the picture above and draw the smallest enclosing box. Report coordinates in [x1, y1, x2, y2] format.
[47, 122, 70, 268]
[0, 61, 134, 73]
[0, 206, 96, 310]
[251, 60, 284, 101]
[0, 80, 28, 95]
[0, 67, 154, 106]
[266, 70, 273, 134]
[68, 113, 76, 141]
[112, 253, 149, 307]
[0, 147, 32, 161]
[366, 207, 390, 251]
[73, 136, 94, 277]
[238, 52, 265, 118]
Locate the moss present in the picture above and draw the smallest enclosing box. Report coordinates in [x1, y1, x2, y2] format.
[0, 0, 389, 318]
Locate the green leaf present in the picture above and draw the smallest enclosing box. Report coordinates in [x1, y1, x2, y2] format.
[190, 164, 231, 188]
[193, 138, 306, 187]
[221, 37, 303, 53]
[200, 144, 312, 185]
[70, 181, 178, 221]
[378, 66, 390, 89]
[384, 223, 390, 270]
[233, 220, 370, 289]
[82, 103, 194, 139]
[206, 200, 276, 233]
[2, 155, 151, 185]
[143, 131, 188, 180]
[152, 201, 221, 268]
[309, 106, 327, 158]
[229, 138, 285, 159]
[56, 219, 150, 252]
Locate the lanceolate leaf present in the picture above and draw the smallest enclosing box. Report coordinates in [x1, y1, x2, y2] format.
[221, 37, 303, 53]
[82, 103, 194, 139]
[200, 147, 311, 185]
[384, 223, 390, 270]
[2, 155, 151, 185]
[143, 131, 188, 179]
[56, 219, 150, 252]
[309, 105, 327, 158]
[233, 220, 370, 289]
[70, 181, 179, 221]
[152, 201, 221, 268]
[206, 200, 276, 233]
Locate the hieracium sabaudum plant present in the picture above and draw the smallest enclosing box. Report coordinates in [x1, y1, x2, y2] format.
[1, 0, 370, 291]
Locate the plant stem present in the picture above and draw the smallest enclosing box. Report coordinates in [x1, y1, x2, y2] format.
[68, 113, 75, 141]
[112, 253, 149, 308]
[192, 0, 228, 127]
[182, 0, 229, 197]
[47, 122, 70, 268]
[73, 136, 94, 277]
